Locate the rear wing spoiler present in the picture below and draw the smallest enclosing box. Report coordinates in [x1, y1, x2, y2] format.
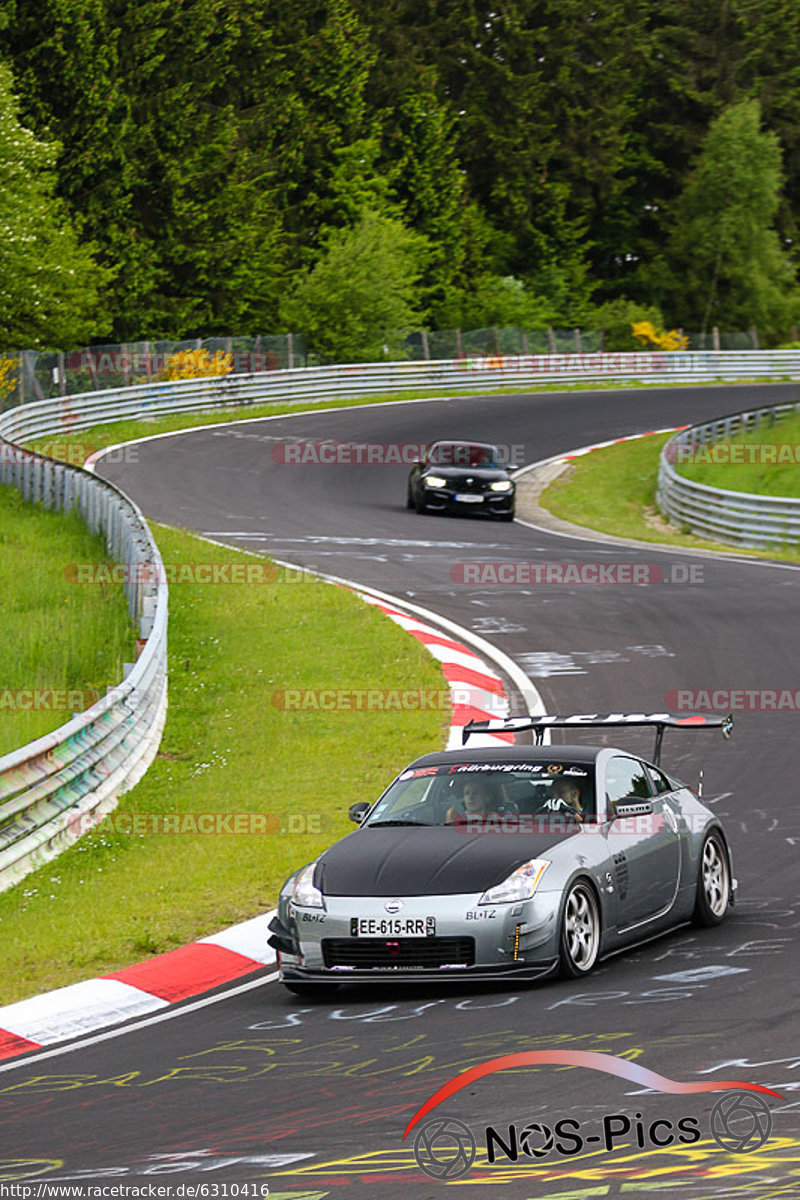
[462, 712, 734, 766]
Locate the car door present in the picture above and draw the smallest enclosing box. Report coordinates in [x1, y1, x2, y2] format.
[603, 754, 681, 929]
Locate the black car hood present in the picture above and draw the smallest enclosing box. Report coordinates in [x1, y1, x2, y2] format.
[316, 825, 577, 897]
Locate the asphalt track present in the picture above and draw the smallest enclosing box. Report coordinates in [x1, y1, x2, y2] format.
[1, 382, 799, 1197]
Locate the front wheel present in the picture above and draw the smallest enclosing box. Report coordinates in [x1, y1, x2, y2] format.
[693, 831, 730, 926]
[559, 880, 601, 978]
[406, 484, 415, 509]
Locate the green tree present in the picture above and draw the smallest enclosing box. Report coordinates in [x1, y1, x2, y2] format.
[2, 0, 160, 335]
[0, 59, 111, 349]
[357, 0, 639, 318]
[651, 98, 798, 337]
[280, 209, 427, 361]
[450, 274, 553, 330]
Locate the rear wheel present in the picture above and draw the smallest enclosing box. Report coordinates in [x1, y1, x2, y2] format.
[693, 831, 730, 926]
[559, 880, 600, 978]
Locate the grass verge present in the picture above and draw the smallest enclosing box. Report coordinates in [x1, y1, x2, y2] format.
[0, 486, 135, 757]
[675, 411, 800, 497]
[0, 523, 448, 1003]
[540, 433, 800, 563]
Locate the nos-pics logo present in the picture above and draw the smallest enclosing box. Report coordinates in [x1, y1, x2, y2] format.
[405, 1051, 781, 1181]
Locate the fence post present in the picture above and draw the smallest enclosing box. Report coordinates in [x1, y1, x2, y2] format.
[421, 329, 430, 361]
[573, 328, 582, 353]
[547, 327, 557, 354]
[287, 333, 294, 369]
[712, 326, 721, 351]
[749, 327, 759, 350]
[455, 328, 464, 358]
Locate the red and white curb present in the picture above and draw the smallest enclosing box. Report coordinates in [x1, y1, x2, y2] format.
[559, 425, 687, 460]
[0, 914, 276, 1061]
[356, 591, 512, 747]
[0, 592, 516, 1061]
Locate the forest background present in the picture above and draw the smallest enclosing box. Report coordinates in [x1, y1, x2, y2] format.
[2, 0, 800, 360]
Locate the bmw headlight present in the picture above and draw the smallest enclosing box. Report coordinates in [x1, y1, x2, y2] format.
[490, 480, 513, 492]
[478, 859, 550, 904]
[424, 474, 448, 488]
[291, 862, 325, 908]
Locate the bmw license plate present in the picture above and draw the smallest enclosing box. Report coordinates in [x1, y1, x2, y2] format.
[455, 493, 483, 503]
[350, 916, 436, 937]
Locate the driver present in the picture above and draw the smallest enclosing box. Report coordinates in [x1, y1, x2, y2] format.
[445, 776, 502, 824]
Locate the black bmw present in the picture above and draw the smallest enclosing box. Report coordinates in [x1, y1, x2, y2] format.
[407, 440, 515, 520]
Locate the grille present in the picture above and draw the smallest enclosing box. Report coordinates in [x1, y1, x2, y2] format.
[453, 475, 483, 491]
[322, 937, 475, 970]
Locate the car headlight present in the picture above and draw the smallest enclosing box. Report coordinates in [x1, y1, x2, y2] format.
[490, 480, 513, 492]
[424, 474, 448, 488]
[478, 859, 550, 904]
[291, 862, 325, 908]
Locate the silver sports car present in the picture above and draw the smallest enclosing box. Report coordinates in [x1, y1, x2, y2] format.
[269, 713, 735, 994]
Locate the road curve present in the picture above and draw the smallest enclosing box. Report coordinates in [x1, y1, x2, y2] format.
[1, 382, 797, 1197]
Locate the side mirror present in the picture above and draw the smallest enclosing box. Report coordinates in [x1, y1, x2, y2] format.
[612, 797, 654, 819]
[349, 801, 371, 824]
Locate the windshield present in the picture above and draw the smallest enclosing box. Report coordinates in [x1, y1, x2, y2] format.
[365, 762, 596, 828]
[428, 443, 501, 468]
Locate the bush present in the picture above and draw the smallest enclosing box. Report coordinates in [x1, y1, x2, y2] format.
[158, 348, 233, 380]
[584, 299, 668, 351]
[631, 320, 688, 351]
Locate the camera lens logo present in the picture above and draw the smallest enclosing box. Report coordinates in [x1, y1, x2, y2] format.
[413, 1117, 476, 1179]
[710, 1091, 773, 1152]
[519, 1122, 555, 1158]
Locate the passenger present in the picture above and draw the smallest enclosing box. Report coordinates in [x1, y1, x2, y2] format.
[546, 777, 585, 820]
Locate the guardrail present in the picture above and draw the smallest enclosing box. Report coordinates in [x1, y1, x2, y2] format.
[3, 350, 800, 443]
[657, 401, 800, 548]
[0, 438, 168, 891]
